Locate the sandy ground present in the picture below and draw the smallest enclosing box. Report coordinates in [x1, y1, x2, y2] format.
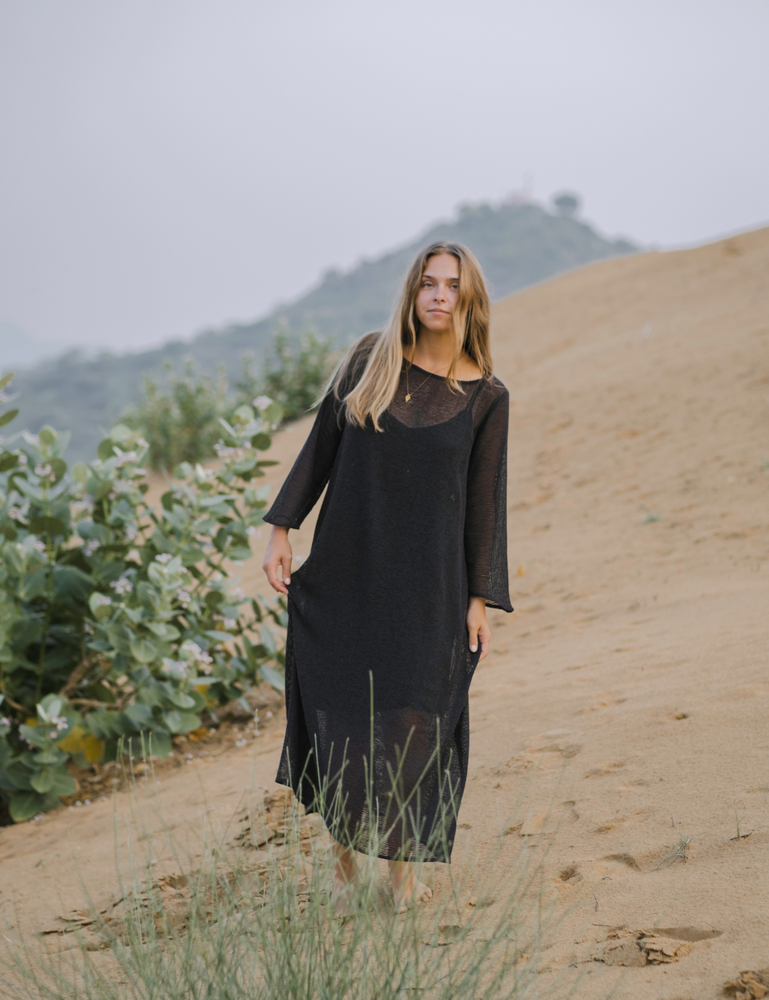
[1, 226, 768, 998]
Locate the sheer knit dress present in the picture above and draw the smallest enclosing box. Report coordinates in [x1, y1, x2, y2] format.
[263, 340, 512, 863]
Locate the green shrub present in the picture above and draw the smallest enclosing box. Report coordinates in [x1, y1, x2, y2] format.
[0, 373, 286, 823]
[126, 331, 337, 471]
[124, 361, 230, 471]
[250, 328, 339, 423]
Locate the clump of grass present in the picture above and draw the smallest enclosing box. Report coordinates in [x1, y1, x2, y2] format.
[656, 836, 693, 869]
[641, 506, 661, 524]
[1, 757, 572, 1000]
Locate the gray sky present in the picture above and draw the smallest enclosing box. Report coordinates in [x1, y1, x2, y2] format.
[1, 0, 767, 359]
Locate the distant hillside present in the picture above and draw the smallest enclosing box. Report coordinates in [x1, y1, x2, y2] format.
[10, 199, 636, 459]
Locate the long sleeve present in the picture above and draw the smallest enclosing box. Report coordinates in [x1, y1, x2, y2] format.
[263, 391, 345, 529]
[464, 389, 513, 612]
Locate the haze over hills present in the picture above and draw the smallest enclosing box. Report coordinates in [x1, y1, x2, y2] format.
[9, 197, 637, 459]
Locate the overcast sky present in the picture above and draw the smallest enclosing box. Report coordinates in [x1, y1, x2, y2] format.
[1, 0, 767, 359]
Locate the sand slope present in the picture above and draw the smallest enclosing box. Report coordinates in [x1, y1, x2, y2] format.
[1, 227, 768, 997]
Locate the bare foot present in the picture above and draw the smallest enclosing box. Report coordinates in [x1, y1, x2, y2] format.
[389, 860, 433, 913]
[330, 842, 358, 917]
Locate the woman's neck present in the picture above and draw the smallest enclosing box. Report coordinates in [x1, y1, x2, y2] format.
[406, 329, 481, 379]
[408, 329, 455, 374]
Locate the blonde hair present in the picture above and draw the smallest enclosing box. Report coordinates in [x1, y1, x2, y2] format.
[329, 242, 492, 431]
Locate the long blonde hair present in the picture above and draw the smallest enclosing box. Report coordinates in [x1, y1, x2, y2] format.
[329, 242, 492, 431]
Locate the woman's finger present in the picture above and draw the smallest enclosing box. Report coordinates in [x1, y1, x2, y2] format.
[281, 553, 292, 587]
[478, 627, 491, 662]
[267, 559, 288, 595]
[468, 624, 479, 653]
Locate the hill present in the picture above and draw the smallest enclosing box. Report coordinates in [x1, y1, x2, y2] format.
[10, 198, 636, 459]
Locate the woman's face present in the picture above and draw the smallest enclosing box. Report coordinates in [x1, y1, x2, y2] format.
[414, 253, 460, 334]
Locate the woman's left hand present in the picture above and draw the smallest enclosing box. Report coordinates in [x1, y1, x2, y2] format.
[467, 597, 491, 661]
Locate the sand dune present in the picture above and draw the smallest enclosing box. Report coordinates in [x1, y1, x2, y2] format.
[1, 227, 768, 997]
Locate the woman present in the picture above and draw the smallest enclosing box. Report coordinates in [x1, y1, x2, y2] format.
[262, 242, 512, 913]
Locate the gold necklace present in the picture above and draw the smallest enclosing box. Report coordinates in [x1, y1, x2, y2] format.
[404, 362, 449, 402]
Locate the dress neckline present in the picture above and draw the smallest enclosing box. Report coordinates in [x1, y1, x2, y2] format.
[403, 360, 484, 384]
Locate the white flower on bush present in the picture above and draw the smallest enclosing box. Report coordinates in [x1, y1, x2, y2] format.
[253, 396, 273, 411]
[223, 617, 237, 630]
[230, 586, 246, 601]
[110, 576, 133, 597]
[7, 505, 28, 523]
[33, 539, 46, 553]
[71, 494, 94, 518]
[213, 442, 236, 459]
[48, 714, 68, 739]
[91, 593, 111, 610]
[176, 588, 191, 607]
[34, 463, 53, 480]
[155, 553, 173, 564]
[114, 450, 137, 468]
[0, 716, 11, 728]
[17, 453, 27, 467]
[83, 539, 100, 556]
[111, 480, 134, 496]
[161, 658, 190, 680]
[181, 641, 213, 675]
[84, 621, 94, 635]
[124, 524, 138, 541]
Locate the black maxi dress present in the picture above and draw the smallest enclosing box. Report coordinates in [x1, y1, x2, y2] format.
[263, 340, 512, 863]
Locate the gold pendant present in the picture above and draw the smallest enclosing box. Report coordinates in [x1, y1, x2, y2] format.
[405, 393, 411, 402]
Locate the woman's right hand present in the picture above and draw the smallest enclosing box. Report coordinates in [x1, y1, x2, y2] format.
[262, 526, 293, 594]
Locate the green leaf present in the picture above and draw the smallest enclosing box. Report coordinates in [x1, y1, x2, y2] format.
[166, 691, 196, 710]
[29, 767, 75, 796]
[38, 694, 63, 720]
[107, 623, 132, 654]
[162, 709, 201, 734]
[0, 372, 15, 391]
[0, 451, 18, 472]
[19, 724, 48, 749]
[260, 664, 285, 693]
[145, 622, 180, 641]
[49, 457, 67, 483]
[250, 433, 272, 451]
[263, 402, 283, 425]
[141, 728, 172, 759]
[2, 761, 33, 790]
[173, 462, 193, 480]
[110, 423, 133, 444]
[71, 463, 89, 483]
[229, 546, 252, 561]
[52, 565, 93, 604]
[33, 747, 68, 766]
[85, 710, 120, 740]
[28, 515, 68, 536]
[97, 438, 116, 461]
[203, 630, 234, 642]
[180, 547, 205, 566]
[0, 408, 19, 427]
[124, 703, 154, 729]
[9, 790, 56, 822]
[38, 426, 57, 446]
[129, 637, 159, 664]
[260, 625, 277, 655]
[255, 460, 279, 468]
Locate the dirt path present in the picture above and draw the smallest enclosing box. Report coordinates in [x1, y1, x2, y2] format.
[2, 227, 768, 998]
